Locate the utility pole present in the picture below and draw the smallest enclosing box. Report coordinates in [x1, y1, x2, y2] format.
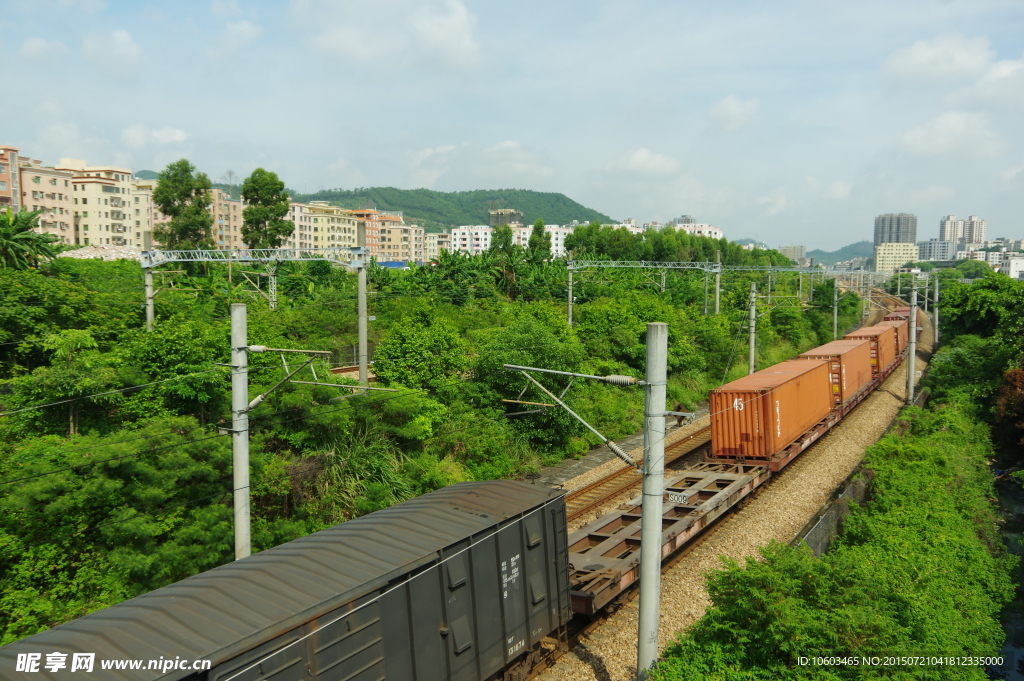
[357, 253, 369, 385]
[145, 269, 155, 332]
[922, 277, 929, 313]
[933, 277, 940, 347]
[832, 280, 838, 340]
[714, 251, 721, 315]
[703, 270, 709, 315]
[567, 266, 574, 326]
[660, 269, 666, 293]
[230, 303, 251, 560]
[907, 285, 918, 406]
[637, 322, 668, 680]
[748, 282, 757, 375]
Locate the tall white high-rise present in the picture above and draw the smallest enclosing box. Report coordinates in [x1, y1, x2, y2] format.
[939, 215, 986, 244]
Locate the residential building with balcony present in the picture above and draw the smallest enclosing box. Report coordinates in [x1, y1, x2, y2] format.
[451, 226, 491, 255]
[425, 231, 452, 261]
[286, 202, 314, 249]
[309, 201, 358, 250]
[57, 159, 133, 246]
[0, 145, 21, 212]
[916, 239, 957, 261]
[211, 188, 244, 248]
[874, 213, 917, 246]
[778, 245, 806, 263]
[379, 222, 425, 263]
[939, 214, 986, 244]
[352, 208, 381, 257]
[873, 242, 919, 274]
[19, 158, 74, 244]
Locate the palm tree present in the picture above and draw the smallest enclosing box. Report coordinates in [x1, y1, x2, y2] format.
[0, 207, 59, 269]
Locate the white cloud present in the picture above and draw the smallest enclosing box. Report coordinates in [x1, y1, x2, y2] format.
[825, 181, 852, 200]
[82, 29, 142, 74]
[293, 0, 479, 68]
[121, 124, 189, 149]
[900, 111, 1003, 158]
[208, 20, 263, 59]
[409, 0, 479, 67]
[709, 95, 759, 131]
[883, 34, 994, 81]
[410, 144, 456, 166]
[622, 148, 679, 176]
[908, 185, 954, 203]
[18, 38, 68, 60]
[757, 187, 787, 215]
[1003, 159, 1024, 182]
[952, 52, 1024, 110]
[211, 0, 241, 17]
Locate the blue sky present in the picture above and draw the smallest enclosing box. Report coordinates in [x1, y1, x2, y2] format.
[2, 0, 1023, 250]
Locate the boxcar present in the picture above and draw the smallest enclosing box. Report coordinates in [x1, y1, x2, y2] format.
[878, 318, 909, 356]
[709, 359, 832, 461]
[798, 339, 873, 406]
[844, 325, 897, 376]
[0, 481, 570, 681]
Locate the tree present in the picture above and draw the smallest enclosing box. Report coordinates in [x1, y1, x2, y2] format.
[0, 208, 59, 270]
[956, 259, 991, 279]
[490, 224, 513, 253]
[527, 219, 551, 260]
[152, 160, 214, 248]
[241, 168, 294, 249]
[372, 309, 469, 392]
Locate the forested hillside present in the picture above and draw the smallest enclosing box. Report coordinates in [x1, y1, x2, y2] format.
[808, 240, 874, 264]
[0, 226, 860, 644]
[285, 187, 614, 231]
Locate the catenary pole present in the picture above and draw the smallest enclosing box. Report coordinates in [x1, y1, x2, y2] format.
[907, 285, 918, 406]
[637, 322, 668, 680]
[144, 269, 154, 332]
[748, 282, 757, 375]
[230, 303, 251, 560]
[357, 258, 369, 384]
[933, 277, 940, 347]
[703, 270, 709, 315]
[714, 250, 721, 315]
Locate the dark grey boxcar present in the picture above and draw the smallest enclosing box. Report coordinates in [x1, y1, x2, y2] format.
[0, 481, 570, 681]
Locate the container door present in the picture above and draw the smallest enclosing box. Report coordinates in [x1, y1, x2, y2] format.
[497, 524, 528, 664]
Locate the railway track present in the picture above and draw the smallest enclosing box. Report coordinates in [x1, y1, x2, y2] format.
[564, 426, 712, 522]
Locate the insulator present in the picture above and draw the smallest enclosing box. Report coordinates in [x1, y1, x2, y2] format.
[602, 375, 637, 386]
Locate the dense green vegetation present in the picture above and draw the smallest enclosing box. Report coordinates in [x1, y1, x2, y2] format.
[0, 232, 860, 644]
[653, 269, 1024, 680]
[285, 186, 614, 231]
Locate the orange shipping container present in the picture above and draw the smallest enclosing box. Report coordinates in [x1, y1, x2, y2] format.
[878, 318, 908, 355]
[710, 360, 832, 460]
[844, 325, 896, 375]
[797, 339, 873, 405]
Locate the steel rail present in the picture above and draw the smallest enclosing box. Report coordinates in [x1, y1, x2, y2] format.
[564, 426, 712, 522]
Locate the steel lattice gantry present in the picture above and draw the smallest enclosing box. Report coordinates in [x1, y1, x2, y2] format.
[141, 247, 372, 384]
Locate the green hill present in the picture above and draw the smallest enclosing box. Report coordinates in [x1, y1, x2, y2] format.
[286, 187, 614, 232]
[133, 170, 159, 180]
[808, 241, 874, 265]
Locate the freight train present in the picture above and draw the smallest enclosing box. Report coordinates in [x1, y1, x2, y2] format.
[0, 314, 916, 681]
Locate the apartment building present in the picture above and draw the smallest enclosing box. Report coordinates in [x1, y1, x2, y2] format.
[210, 188, 244, 248]
[874, 213, 917, 246]
[309, 201, 358, 249]
[286, 202, 314, 249]
[668, 223, 725, 240]
[379, 222, 425, 263]
[130, 179, 156, 248]
[0, 145, 21, 211]
[57, 159, 133, 247]
[425, 232, 452, 261]
[19, 158, 75, 244]
[778, 245, 806, 262]
[352, 208, 381, 257]
[916, 239, 956, 261]
[873, 242, 919, 274]
[451, 226, 492, 255]
[939, 215, 986, 244]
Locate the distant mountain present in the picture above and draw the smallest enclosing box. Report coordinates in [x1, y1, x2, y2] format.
[286, 187, 614, 232]
[134, 169, 159, 180]
[808, 241, 874, 265]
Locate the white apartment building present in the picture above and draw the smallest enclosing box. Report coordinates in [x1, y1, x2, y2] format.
[939, 215, 986, 244]
[130, 179, 156, 248]
[58, 159, 133, 247]
[916, 239, 957, 261]
[286, 202, 314, 249]
[1000, 256, 1024, 280]
[874, 242, 919, 274]
[451, 226, 492, 255]
[670, 223, 725, 239]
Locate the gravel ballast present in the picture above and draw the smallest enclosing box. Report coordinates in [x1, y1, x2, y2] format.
[544, 319, 935, 680]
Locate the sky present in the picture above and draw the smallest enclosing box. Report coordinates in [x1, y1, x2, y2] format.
[2, 0, 1023, 250]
